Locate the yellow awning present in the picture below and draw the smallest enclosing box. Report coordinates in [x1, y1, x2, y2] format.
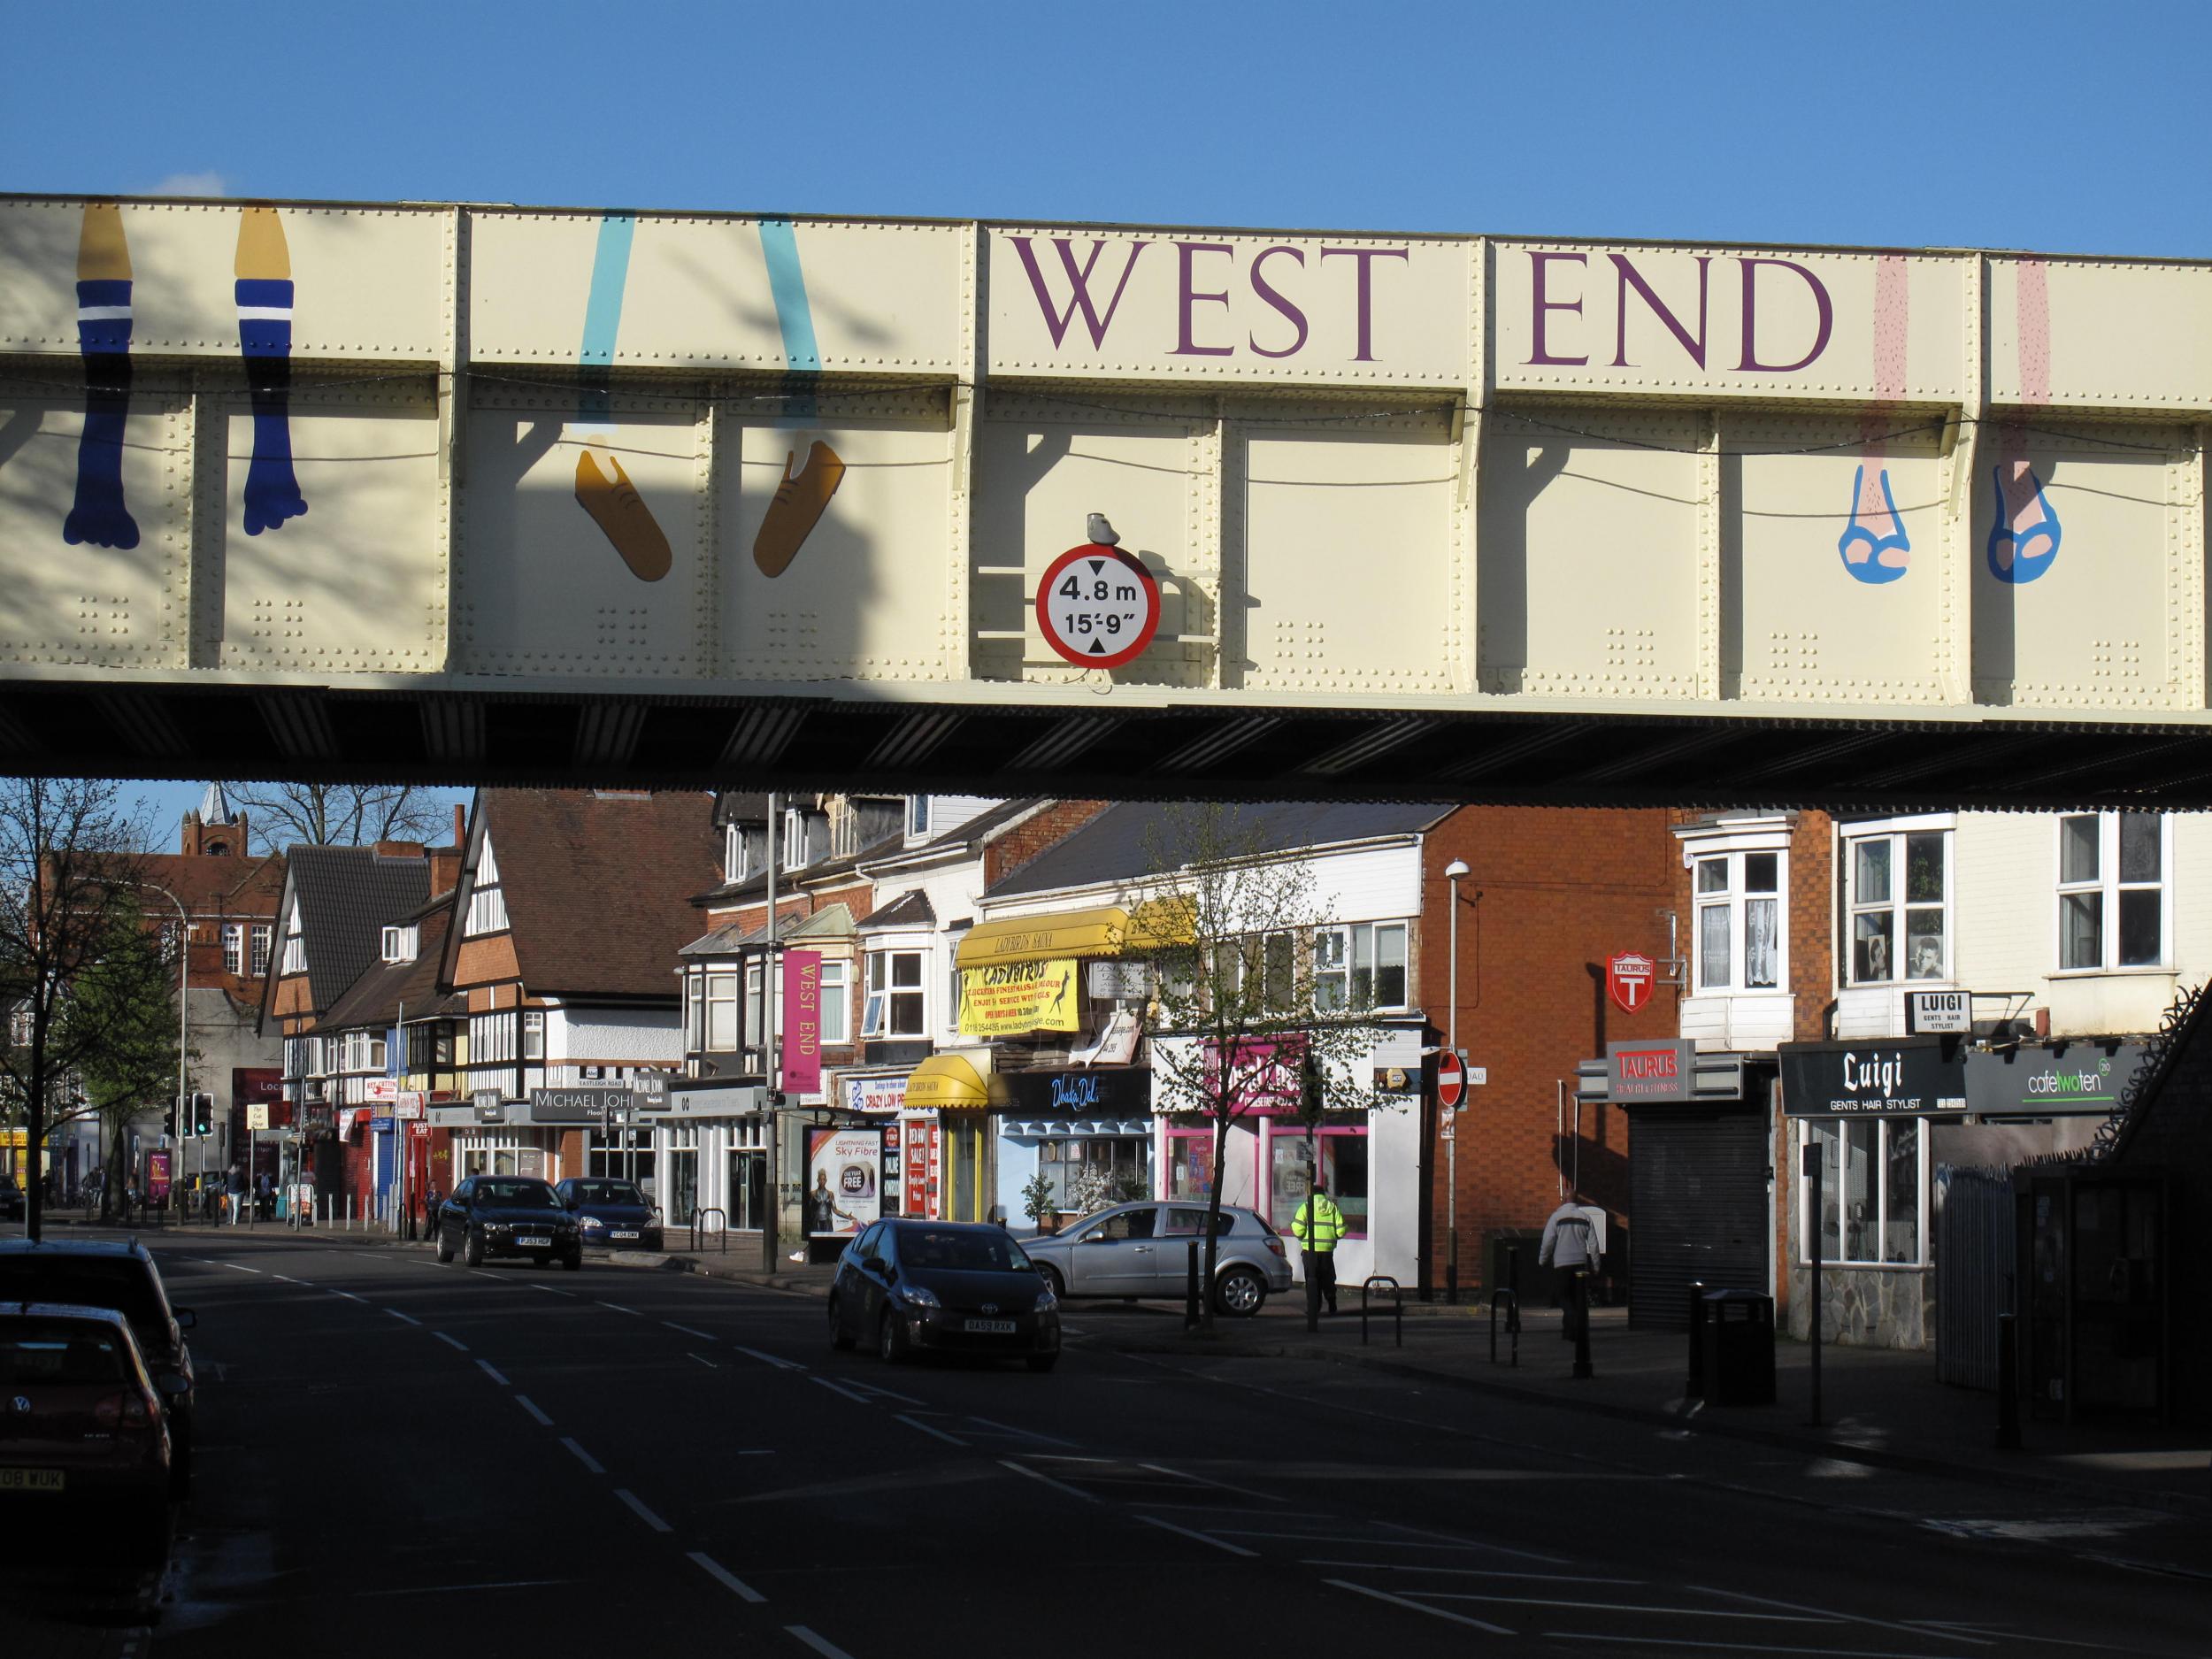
[956, 900, 1194, 970]
[905, 1053, 990, 1110]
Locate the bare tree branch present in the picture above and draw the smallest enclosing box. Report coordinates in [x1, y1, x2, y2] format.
[225, 781, 449, 853]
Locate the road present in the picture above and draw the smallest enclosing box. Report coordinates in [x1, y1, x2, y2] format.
[5, 1229, 2207, 1658]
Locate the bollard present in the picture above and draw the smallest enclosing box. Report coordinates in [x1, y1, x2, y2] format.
[1489, 1289, 1520, 1367]
[1185, 1240, 1200, 1331]
[1995, 1312, 2022, 1450]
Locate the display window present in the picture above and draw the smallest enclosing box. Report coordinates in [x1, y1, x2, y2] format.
[1263, 1124, 1369, 1238]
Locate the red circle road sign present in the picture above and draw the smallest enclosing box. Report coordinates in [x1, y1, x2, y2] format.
[1436, 1050, 1465, 1110]
[1036, 543, 1162, 670]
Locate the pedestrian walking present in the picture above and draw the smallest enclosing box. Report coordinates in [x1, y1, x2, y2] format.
[1539, 1195, 1602, 1343]
[423, 1182, 442, 1246]
[1290, 1184, 1348, 1315]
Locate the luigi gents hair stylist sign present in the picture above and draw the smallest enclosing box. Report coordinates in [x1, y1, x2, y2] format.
[1778, 1036, 1968, 1118]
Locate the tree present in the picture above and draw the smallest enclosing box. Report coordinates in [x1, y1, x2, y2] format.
[226, 781, 450, 853]
[55, 910, 186, 1222]
[0, 778, 173, 1240]
[1131, 804, 1379, 1331]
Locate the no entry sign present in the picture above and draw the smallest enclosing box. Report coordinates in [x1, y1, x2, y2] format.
[1037, 543, 1161, 669]
[1436, 1049, 1466, 1110]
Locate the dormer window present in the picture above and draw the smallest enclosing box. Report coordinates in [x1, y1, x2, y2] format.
[725, 821, 744, 882]
[381, 925, 418, 963]
[909, 795, 930, 836]
[784, 809, 810, 872]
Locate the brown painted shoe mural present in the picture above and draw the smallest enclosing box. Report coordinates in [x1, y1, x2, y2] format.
[574, 450, 672, 582]
[753, 440, 845, 577]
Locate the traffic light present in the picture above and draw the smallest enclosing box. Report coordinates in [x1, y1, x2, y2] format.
[192, 1093, 215, 1136]
[165, 1096, 181, 1140]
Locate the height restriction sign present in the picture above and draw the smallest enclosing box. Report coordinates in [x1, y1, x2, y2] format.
[1037, 543, 1161, 669]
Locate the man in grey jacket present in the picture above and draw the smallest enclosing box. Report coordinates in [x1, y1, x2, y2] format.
[1539, 1197, 1602, 1343]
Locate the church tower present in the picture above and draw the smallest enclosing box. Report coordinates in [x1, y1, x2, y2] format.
[181, 781, 249, 856]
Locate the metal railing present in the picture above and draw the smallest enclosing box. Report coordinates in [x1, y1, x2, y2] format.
[1489, 1288, 1520, 1367]
[691, 1207, 728, 1256]
[1360, 1275, 1402, 1347]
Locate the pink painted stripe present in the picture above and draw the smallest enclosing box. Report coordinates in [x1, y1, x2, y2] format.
[2014, 257, 2050, 406]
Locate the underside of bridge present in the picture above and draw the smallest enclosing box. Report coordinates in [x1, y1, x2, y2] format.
[4, 683, 2205, 810]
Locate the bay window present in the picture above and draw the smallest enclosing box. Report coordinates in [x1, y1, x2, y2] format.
[863, 949, 926, 1037]
[705, 972, 738, 1052]
[819, 959, 850, 1044]
[1694, 850, 1782, 991]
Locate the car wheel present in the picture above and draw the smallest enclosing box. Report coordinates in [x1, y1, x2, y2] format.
[561, 1248, 581, 1272]
[1025, 1352, 1059, 1374]
[1215, 1266, 1266, 1318]
[463, 1229, 485, 1268]
[1035, 1263, 1065, 1300]
[878, 1310, 910, 1364]
[828, 1296, 856, 1351]
[434, 1227, 454, 1264]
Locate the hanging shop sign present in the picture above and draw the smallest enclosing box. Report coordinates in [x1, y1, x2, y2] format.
[473, 1091, 508, 1124]
[804, 1125, 883, 1239]
[842, 1073, 910, 1115]
[1000, 1067, 1153, 1117]
[958, 957, 1080, 1037]
[1907, 990, 1970, 1034]
[1963, 1041, 2147, 1118]
[1779, 1036, 1968, 1118]
[1606, 952, 1655, 1015]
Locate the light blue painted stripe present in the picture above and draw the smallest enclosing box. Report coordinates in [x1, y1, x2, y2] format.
[579, 216, 636, 367]
[757, 219, 821, 373]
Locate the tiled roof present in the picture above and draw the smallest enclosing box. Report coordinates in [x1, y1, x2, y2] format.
[137, 849, 286, 917]
[678, 901, 856, 960]
[313, 905, 459, 1033]
[984, 800, 1454, 899]
[475, 790, 719, 1001]
[284, 846, 434, 1012]
[861, 887, 935, 930]
[690, 830, 902, 907]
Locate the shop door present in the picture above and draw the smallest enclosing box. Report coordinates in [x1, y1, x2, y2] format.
[728, 1149, 766, 1231]
[1627, 1110, 1768, 1330]
[948, 1120, 979, 1222]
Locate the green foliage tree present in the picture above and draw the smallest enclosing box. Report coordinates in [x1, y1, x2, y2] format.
[0, 777, 169, 1239]
[1132, 804, 1378, 1331]
[52, 910, 185, 1220]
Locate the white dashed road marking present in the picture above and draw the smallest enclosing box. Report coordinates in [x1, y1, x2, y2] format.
[1326, 1579, 1514, 1636]
[614, 1488, 672, 1533]
[895, 1414, 965, 1446]
[561, 1437, 604, 1475]
[688, 1551, 767, 1604]
[516, 1395, 554, 1427]
[434, 1332, 468, 1352]
[476, 1360, 510, 1386]
[664, 1322, 716, 1340]
[999, 1459, 1100, 1503]
[1137, 1515, 1257, 1556]
[786, 1627, 859, 1659]
[385, 1309, 423, 1326]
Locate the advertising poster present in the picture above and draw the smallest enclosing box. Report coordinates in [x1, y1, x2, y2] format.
[958, 957, 1079, 1037]
[902, 1118, 940, 1218]
[805, 1125, 882, 1239]
[146, 1151, 171, 1201]
[782, 949, 823, 1093]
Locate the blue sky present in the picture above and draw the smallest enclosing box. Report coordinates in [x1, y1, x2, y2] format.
[5, 0, 2209, 258]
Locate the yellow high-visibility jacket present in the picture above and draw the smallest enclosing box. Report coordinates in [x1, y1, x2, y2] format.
[1291, 1193, 1347, 1252]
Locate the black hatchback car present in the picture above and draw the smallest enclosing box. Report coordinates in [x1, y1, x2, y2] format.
[828, 1219, 1059, 1371]
[0, 1239, 198, 1494]
[434, 1177, 581, 1270]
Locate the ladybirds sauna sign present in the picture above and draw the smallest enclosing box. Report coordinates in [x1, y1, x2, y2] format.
[1037, 543, 1161, 669]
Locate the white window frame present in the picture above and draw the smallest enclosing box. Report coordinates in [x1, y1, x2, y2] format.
[222, 923, 244, 977]
[368, 1031, 388, 1072]
[909, 795, 931, 836]
[724, 821, 743, 882]
[684, 972, 705, 1050]
[1842, 820, 1952, 987]
[783, 809, 809, 872]
[381, 924, 418, 964]
[2055, 812, 2171, 974]
[251, 923, 273, 977]
[862, 948, 926, 1038]
[705, 972, 739, 1052]
[819, 958, 850, 1045]
[1313, 921, 1410, 1013]
[522, 1010, 544, 1061]
[1689, 844, 1786, 994]
[1797, 1117, 1928, 1268]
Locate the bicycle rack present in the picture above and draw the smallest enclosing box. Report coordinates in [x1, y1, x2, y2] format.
[1489, 1288, 1520, 1366]
[1360, 1275, 1402, 1348]
[691, 1207, 728, 1256]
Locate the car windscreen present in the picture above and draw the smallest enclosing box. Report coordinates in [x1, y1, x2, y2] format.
[0, 1322, 128, 1384]
[571, 1182, 644, 1205]
[474, 1181, 557, 1208]
[896, 1230, 1033, 1273]
[0, 1256, 167, 1327]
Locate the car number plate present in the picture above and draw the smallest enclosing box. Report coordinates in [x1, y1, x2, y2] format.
[964, 1318, 1017, 1334]
[518, 1235, 552, 1248]
[611, 1230, 639, 1240]
[0, 1467, 64, 1493]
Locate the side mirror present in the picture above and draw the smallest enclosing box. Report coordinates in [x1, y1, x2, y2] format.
[173, 1308, 196, 1330]
[157, 1371, 189, 1398]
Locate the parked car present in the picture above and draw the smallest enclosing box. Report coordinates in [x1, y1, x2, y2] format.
[552, 1178, 664, 1251]
[0, 1301, 173, 1561]
[1023, 1201, 1290, 1317]
[434, 1177, 582, 1270]
[828, 1219, 1060, 1371]
[0, 1239, 198, 1494]
[0, 1176, 23, 1222]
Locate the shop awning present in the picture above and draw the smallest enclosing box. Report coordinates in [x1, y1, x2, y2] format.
[905, 1053, 990, 1110]
[956, 899, 1194, 970]
[1008, 1119, 1150, 1137]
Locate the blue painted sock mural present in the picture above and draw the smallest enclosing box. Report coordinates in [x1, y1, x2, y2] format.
[235, 208, 309, 535]
[752, 218, 843, 578]
[64, 203, 139, 549]
[571, 214, 671, 581]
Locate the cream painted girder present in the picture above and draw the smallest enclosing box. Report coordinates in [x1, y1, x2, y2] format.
[1, 196, 2208, 741]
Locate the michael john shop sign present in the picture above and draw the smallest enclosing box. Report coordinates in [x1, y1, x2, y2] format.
[1779, 1037, 1967, 1118]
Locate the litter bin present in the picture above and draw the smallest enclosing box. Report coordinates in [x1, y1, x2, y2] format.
[1700, 1288, 1775, 1406]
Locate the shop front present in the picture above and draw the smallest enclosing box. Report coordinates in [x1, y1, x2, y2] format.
[993, 1065, 1153, 1229]
[1778, 1034, 1967, 1348]
[907, 1052, 994, 1224]
[1578, 1041, 1767, 1330]
[646, 1081, 771, 1238]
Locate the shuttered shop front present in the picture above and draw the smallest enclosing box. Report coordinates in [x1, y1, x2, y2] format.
[1626, 1110, 1769, 1330]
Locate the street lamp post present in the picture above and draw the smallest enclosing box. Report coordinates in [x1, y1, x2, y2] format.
[1443, 858, 1469, 1304]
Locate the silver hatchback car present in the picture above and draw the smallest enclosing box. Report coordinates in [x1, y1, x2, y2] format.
[1023, 1201, 1291, 1317]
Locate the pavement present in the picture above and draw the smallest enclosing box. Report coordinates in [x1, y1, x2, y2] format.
[50, 1214, 2212, 1518]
